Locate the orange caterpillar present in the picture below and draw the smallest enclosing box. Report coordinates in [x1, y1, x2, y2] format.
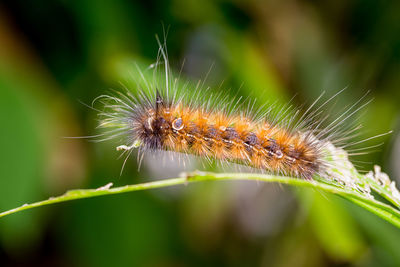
[96, 43, 362, 180]
[98, 86, 336, 180]
[135, 94, 322, 179]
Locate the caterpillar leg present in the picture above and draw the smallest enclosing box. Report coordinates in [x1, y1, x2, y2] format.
[116, 140, 142, 151]
[116, 144, 135, 151]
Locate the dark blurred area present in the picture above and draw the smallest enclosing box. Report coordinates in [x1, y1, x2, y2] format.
[0, 0, 400, 266]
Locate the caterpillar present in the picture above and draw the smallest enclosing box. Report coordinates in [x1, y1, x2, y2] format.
[96, 41, 374, 181]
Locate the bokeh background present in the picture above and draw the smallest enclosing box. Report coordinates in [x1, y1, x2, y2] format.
[1, 0, 400, 266]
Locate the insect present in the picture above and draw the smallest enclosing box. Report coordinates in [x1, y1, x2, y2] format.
[95, 39, 385, 181]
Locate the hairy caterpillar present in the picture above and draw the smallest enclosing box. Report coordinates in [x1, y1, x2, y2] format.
[95, 40, 378, 181]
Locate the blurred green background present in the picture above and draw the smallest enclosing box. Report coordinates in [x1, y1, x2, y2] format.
[1, 0, 400, 266]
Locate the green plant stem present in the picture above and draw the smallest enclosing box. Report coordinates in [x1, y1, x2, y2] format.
[1, 171, 400, 228]
[362, 174, 400, 208]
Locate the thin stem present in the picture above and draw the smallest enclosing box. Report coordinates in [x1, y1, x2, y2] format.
[1, 171, 400, 228]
